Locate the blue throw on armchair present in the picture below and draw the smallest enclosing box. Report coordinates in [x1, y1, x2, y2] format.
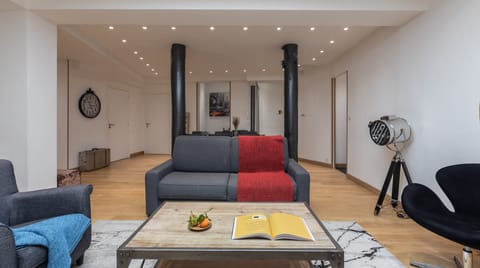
[0, 159, 93, 268]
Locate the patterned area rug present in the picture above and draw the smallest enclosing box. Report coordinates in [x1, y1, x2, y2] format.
[81, 220, 405, 268]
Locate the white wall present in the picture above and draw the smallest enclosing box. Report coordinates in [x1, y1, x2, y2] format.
[198, 81, 230, 133]
[0, 10, 57, 191]
[57, 60, 146, 168]
[230, 81, 251, 131]
[335, 72, 348, 164]
[185, 82, 197, 133]
[332, 0, 480, 203]
[298, 67, 332, 163]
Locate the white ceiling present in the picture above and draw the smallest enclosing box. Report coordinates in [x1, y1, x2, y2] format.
[6, 0, 434, 82]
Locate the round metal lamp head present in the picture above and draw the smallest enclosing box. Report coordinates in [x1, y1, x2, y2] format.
[368, 116, 411, 146]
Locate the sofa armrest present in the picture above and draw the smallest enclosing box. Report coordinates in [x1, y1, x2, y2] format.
[0, 224, 17, 267]
[145, 159, 173, 216]
[7, 184, 93, 226]
[287, 159, 310, 204]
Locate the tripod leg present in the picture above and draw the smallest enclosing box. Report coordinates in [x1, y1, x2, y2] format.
[374, 160, 396, 215]
[400, 160, 413, 184]
[391, 161, 401, 208]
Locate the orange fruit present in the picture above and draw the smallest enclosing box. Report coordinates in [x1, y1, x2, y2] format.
[199, 218, 209, 228]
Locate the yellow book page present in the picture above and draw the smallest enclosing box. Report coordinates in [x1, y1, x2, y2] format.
[269, 213, 314, 241]
[232, 213, 272, 239]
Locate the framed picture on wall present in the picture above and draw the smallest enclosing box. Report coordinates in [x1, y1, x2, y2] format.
[209, 92, 230, 117]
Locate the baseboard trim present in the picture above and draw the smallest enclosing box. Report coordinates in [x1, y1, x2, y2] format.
[130, 151, 145, 158]
[335, 163, 347, 168]
[298, 158, 333, 168]
[346, 173, 380, 194]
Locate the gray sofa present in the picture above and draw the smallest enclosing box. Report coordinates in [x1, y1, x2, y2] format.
[145, 135, 310, 216]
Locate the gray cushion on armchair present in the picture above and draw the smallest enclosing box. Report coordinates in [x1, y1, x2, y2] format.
[0, 159, 93, 268]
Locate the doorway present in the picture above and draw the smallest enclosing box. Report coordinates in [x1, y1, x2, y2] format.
[257, 81, 284, 135]
[107, 88, 130, 161]
[332, 71, 348, 173]
[145, 93, 171, 154]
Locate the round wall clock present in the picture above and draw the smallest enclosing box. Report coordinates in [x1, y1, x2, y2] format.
[79, 88, 101, 118]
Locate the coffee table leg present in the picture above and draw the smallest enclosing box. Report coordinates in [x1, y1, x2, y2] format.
[329, 252, 344, 268]
[117, 250, 132, 268]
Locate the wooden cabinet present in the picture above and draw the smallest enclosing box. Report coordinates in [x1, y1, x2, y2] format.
[79, 148, 110, 171]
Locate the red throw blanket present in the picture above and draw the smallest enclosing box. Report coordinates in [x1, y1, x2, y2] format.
[237, 135, 293, 201]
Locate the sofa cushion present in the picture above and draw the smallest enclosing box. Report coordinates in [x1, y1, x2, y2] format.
[173, 136, 231, 172]
[158, 172, 230, 200]
[227, 173, 297, 201]
[230, 137, 289, 172]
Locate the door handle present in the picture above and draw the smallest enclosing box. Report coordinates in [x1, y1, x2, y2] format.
[108, 123, 115, 129]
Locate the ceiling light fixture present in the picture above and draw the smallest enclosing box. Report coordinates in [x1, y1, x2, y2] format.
[262, 68, 266, 72]
[171, 26, 176, 30]
[146, 63, 150, 67]
[320, 50, 325, 53]
[133, 51, 138, 55]
[310, 27, 315, 31]
[225, 70, 229, 73]
[344, 27, 349, 31]
[142, 26, 148, 30]
[312, 57, 316, 61]
[330, 40, 335, 44]
[276, 27, 282, 31]
[188, 71, 193, 74]
[243, 69, 247, 73]
[209, 26, 215, 31]
[122, 39, 127, 43]
[243, 26, 248, 31]
[209, 70, 214, 74]
[108, 26, 114, 30]
[139, 57, 144, 60]
[297, 64, 301, 68]
[155, 72, 158, 75]
[151, 68, 155, 72]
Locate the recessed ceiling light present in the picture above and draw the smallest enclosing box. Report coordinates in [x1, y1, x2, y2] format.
[171, 26, 176, 30]
[297, 64, 301, 67]
[133, 51, 138, 55]
[146, 63, 150, 67]
[276, 27, 282, 31]
[139, 57, 144, 60]
[310, 27, 315, 31]
[122, 39, 127, 43]
[312, 57, 316, 61]
[262, 68, 266, 72]
[142, 26, 148, 30]
[330, 40, 335, 44]
[108, 26, 114, 30]
[188, 71, 193, 74]
[209, 26, 215, 31]
[155, 72, 158, 75]
[243, 26, 248, 31]
[243, 69, 247, 73]
[320, 50, 325, 54]
[151, 68, 155, 72]
[344, 27, 349, 31]
[282, 68, 285, 72]
[209, 70, 214, 74]
[225, 70, 229, 73]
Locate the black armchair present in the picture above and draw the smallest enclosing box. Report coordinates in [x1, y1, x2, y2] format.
[0, 159, 93, 268]
[402, 163, 480, 268]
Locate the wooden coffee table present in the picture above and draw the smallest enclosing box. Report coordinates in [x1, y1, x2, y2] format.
[117, 202, 344, 268]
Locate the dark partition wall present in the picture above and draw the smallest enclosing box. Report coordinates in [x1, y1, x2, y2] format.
[171, 44, 186, 153]
[250, 84, 256, 132]
[282, 44, 298, 161]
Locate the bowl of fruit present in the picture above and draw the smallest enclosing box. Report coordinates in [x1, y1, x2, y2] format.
[188, 209, 212, 231]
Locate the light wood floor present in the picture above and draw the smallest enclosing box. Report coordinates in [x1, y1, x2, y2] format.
[82, 154, 478, 267]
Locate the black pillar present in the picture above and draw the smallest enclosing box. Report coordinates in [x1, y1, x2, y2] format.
[171, 43, 186, 153]
[250, 84, 256, 133]
[282, 44, 298, 161]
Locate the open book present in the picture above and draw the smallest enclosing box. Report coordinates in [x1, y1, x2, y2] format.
[231, 213, 314, 241]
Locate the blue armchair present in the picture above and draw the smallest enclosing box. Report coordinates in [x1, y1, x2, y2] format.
[0, 159, 93, 267]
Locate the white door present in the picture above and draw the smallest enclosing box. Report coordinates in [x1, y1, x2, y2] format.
[145, 93, 171, 154]
[107, 88, 130, 161]
[333, 72, 348, 172]
[258, 81, 284, 135]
